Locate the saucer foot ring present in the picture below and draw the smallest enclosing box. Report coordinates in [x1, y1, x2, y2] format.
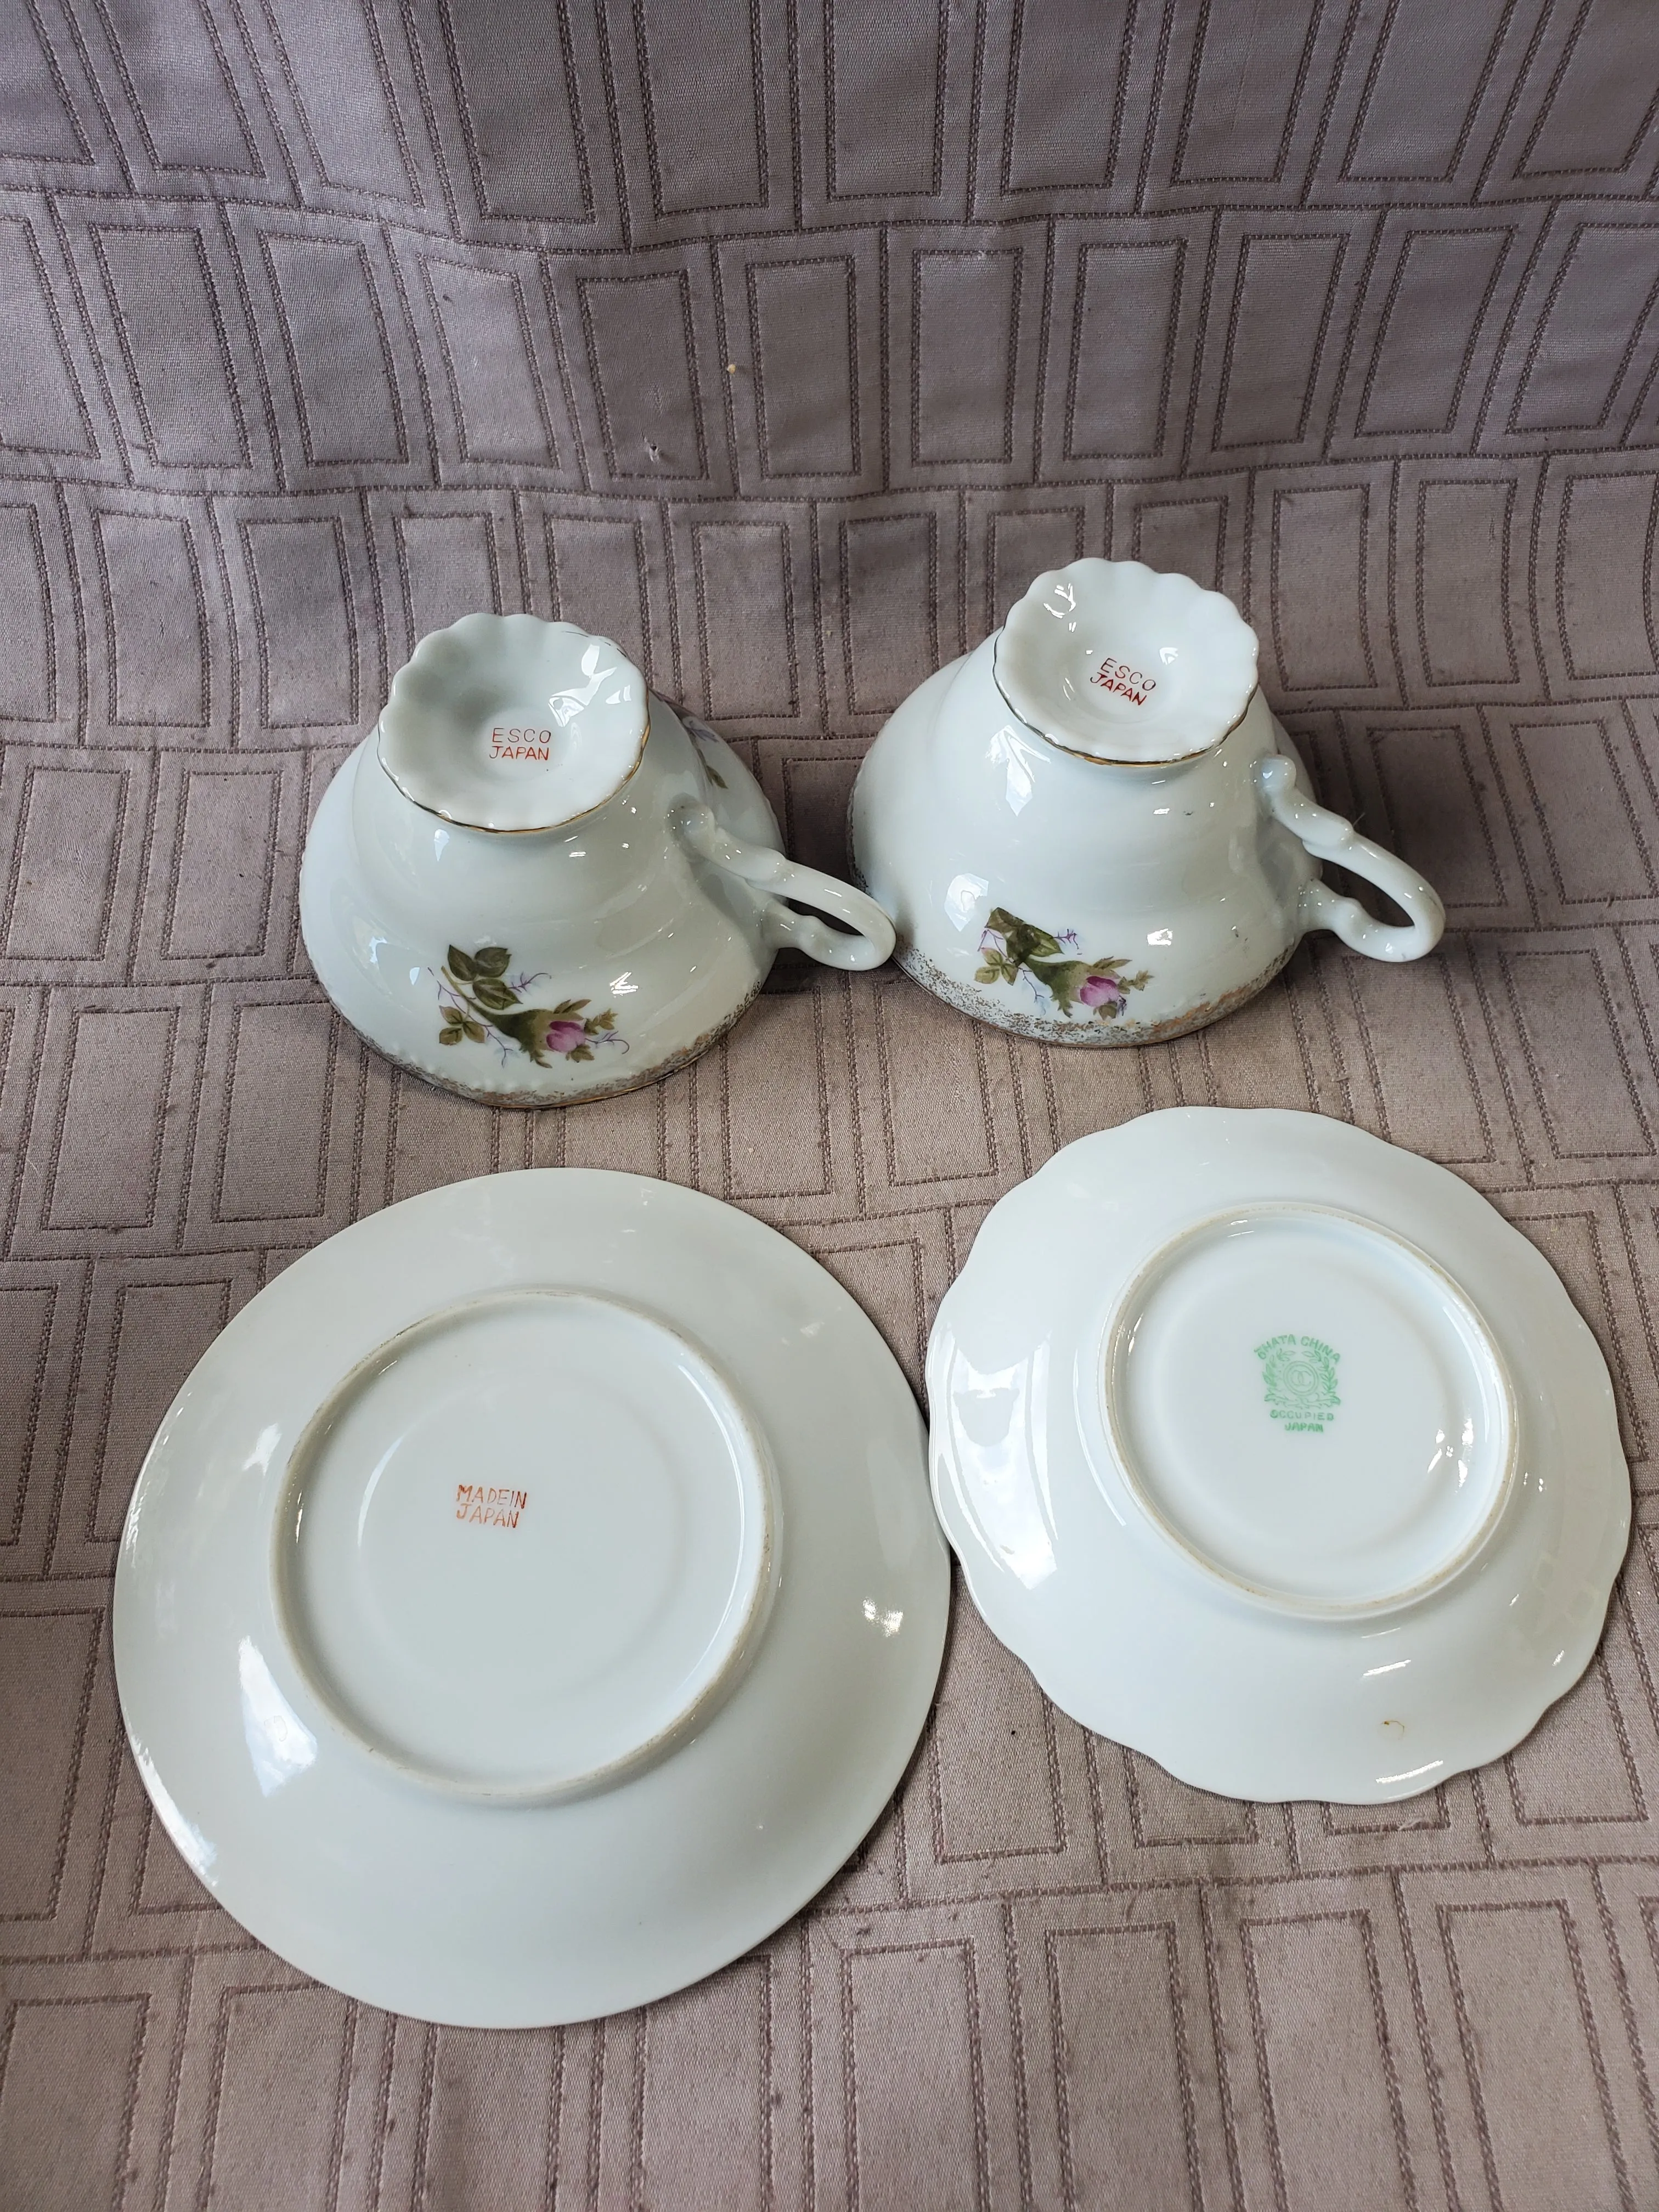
[928, 1108, 1629, 1803]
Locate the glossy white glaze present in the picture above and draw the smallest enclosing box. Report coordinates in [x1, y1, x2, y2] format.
[928, 1109, 1629, 1803]
[301, 616, 894, 1105]
[851, 560, 1443, 1045]
[115, 1169, 950, 2025]
[996, 557, 1258, 765]
[1105, 1207, 1515, 1615]
[379, 613, 649, 832]
[274, 1289, 776, 1802]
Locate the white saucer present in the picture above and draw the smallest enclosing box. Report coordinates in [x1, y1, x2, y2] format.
[116, 1171, 949, 2025]
[928, 1109, 1629, 1803]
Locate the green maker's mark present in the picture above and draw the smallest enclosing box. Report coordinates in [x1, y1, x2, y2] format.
[1255, 1335, 1341, 1433]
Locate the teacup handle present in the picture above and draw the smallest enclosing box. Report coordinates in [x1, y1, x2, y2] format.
[674, 801, 895, 972]
[1254, 755, 1445, 963]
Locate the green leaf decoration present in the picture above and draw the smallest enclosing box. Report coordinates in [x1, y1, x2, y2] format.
[977, 908, 1158, 1022]
[985, 907, 1063, 964]
[491, 1008, 551, 1063]
[1028, 957, 1090, 1013]
[434, 942, 622, 1069]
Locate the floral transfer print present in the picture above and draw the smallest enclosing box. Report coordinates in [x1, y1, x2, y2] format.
[974, 908, 1151, 1023]
[683, 714, 729, 789]
[1255, 1335, 1341, 1433]
[437, 945, 625, 1068]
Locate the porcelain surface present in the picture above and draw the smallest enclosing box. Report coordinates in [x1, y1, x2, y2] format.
[115, 1169, 949, 2026]
[996, 558, 1259, 765]
[301, 614, 894, 1105]
[928, 1109, 1629, 1803]
[851, 559, 1444, 1045]
[379, 613, 649, 831]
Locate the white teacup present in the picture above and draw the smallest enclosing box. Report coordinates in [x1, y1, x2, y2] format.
[300, 614, 893, 1103]
[852, 558, 1444, 1046]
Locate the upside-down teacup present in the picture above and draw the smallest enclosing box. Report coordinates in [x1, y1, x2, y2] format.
[301, 614, 894, 1103]
[851, 558, 1443, 1045]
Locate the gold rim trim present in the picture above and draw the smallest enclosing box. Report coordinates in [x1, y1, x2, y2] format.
[376, 706, 652, 837]
[989, 639, 1258, 770]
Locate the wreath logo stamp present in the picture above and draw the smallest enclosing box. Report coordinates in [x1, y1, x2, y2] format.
[1255, 1335, 1340, 1432]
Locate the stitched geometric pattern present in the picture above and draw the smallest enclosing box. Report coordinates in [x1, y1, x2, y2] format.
[3, 0, 1659, 2203]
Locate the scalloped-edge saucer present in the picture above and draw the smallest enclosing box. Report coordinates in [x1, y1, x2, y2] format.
[928, 1109, 1628, 1803]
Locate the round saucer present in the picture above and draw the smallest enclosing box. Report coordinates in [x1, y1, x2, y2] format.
[116, 1171, 949, 2025]
[928, 1109, 1628, 1803]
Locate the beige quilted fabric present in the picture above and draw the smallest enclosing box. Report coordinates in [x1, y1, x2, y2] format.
[4, 0, 1659, 2204]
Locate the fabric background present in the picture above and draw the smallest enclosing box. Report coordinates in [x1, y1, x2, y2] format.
[3, 0, 1659, 2204]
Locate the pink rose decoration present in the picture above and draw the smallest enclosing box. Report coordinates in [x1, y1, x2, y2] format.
[545, 1018, 588, 1054]
[1077, 973, 1124, 1009]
